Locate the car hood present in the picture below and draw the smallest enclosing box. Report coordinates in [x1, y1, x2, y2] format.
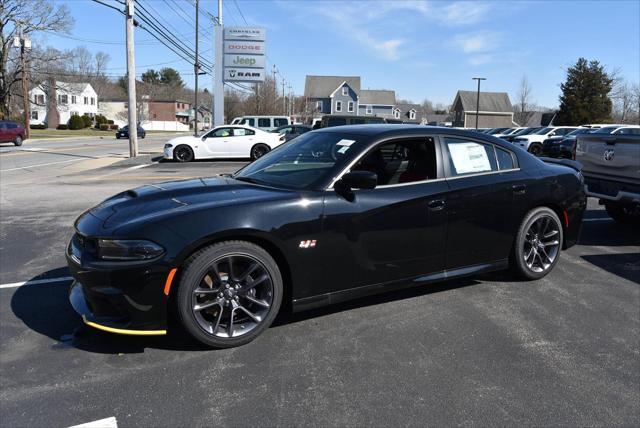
[167, 136, 198, 146]
[82, 176, 296, 230]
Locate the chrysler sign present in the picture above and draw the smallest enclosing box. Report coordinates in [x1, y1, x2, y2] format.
[224, 27, 266, 42]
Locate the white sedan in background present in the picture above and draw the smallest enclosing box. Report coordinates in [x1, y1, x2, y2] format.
[164, 125, 285, 162]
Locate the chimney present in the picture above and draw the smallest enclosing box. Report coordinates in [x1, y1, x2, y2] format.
[46, 77, 60, 129]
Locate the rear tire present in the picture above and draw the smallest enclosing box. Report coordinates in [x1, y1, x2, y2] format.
[175, 240, 283, 348]
[604, 202, 640, 224]
[529, 143, 542, 156]
[14, 135, 23, 146]
[250, 144, 270, 160]
[510, 207, 563, 280]
[174, 144, 194, 162]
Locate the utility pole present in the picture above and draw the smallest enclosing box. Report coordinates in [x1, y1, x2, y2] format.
[194, 0, 199, 136]
[272, 64, 277, 112]
[213, 0, 223, 126]
[282, 77, 286, 115]
[125, 0, 138, 157]
[472, 77, 486, 130]
[288, 83, 292, 117]
[16, 25, 31, 140]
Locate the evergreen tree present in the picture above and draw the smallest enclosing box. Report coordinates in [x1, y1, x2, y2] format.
[556, 58, 613, 125]
[159, 68, 184, 88]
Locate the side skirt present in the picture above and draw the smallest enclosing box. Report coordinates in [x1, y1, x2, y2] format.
[292, 259, 509, 313]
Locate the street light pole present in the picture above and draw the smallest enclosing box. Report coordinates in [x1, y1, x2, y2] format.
[472, 77, 486, 130]
[194, 0, 199, 136]
[14, 24, 31, 139]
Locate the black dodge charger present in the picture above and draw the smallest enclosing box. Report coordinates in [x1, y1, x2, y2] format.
[67, 125, 586, 348]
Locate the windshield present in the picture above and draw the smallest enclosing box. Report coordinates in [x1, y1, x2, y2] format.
[593, 126, 621, 134]
[233, 131, 363, 190]
[534, 127, 554, 135]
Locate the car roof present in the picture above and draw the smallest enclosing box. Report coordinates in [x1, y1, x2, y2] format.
[316, 124, 512, 142]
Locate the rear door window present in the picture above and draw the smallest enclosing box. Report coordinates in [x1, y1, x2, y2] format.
[443, 137, 498, 176]
[258, 118, 271, 128]
[274, 118, 288, 127]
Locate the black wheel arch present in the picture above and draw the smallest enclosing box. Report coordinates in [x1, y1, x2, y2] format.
[168, 230, 293, 313]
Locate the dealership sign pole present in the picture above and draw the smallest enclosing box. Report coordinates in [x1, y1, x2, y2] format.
[213, 0, 224, 127]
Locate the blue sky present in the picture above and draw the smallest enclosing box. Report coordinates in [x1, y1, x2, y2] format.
[42, 0, 639, 108]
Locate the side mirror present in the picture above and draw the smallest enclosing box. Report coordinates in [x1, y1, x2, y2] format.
[337, 171, 377, 190]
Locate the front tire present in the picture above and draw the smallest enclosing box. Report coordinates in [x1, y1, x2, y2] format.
[173, 144, 195, 162]
[14, 135, 23, 146]
[529, 143, 542, 156]
[250, 144, 270, 160]
[604, 202, 640, 224]
[176, 241, 283, 348]
[511, 207, 563, 280]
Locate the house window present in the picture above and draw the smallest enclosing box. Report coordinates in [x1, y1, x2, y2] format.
[335, 101, 342, 112]
[71, 95, 76, 104]
[409, 110, 416, 120]
[71, 111, 79, 116]
[91, 97, 95, 106]
[315, 100, 323, 111]
[348, 101, 354, 112]
[31, 111, 38, 120]
[34, 94, 44, 104]
[84, 97, 88, 105]
[58, 94, 68, 105]
[365, 105, 372, 115]
[342, 86, 348, 96]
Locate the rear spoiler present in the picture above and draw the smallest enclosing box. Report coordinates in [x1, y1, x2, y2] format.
[539, 157, 582, 172]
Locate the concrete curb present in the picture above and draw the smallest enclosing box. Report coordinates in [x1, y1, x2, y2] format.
[107, 154, 164, 168]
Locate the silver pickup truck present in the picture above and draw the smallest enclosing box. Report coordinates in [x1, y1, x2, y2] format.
[575, 134, 640, 223]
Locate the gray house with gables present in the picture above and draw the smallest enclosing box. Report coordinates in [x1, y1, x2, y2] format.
[451, 90, 516, 128]
[304, 75, 397, 120]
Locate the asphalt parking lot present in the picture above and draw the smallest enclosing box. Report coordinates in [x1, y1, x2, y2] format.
[0, 137, 638, 427]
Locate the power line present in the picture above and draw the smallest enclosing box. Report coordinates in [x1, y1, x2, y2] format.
[232, 0, 248, 25]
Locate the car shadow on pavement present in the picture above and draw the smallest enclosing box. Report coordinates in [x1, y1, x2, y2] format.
[581, 253, 640, 285]
[11, 268, 512, 354]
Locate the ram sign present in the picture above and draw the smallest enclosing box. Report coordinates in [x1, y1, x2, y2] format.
[223, 27, 266, 83]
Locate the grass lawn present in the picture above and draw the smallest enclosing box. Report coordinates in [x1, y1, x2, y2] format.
[28, 128, 189, 139]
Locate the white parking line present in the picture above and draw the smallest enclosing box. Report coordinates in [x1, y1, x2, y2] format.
[69, 417, 118, 428]
[0, 158, 83, 172]
[0, 276, 73, 290]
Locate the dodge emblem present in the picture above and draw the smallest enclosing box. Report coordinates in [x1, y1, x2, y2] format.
[603, 149, 615, 162]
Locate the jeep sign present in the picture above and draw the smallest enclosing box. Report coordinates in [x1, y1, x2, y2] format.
[224, 54, 265, 69]
[224, 68, 266, 82]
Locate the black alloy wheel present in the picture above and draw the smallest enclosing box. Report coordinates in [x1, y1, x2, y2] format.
[250, 144, 270, 160]
[511, 207, 563, 279]
[174, 145, 195, 162]
[176, 241, 283, 348]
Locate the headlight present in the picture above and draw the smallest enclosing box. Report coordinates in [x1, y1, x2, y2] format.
[96, 239, 165, 261]
[164, 143, 173, 149]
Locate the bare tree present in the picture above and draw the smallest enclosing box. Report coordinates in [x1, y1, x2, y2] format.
[611, 77, 639, 124]
[513, 75, 534, 126]
[0, 0, 72, 118]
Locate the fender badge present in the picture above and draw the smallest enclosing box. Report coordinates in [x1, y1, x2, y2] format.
[299, 240, 317, 248]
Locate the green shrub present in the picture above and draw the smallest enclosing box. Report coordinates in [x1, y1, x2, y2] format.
[94, 114, 108, 125]
[99, 124, 109, 131]
[68, 115, 84, 130]
[109, 124, 119, 130]
[81, 114, 92, 128]
[30, 124, 46, 130]
[107, 119, 114, 125]
[57, 124, 69, 130]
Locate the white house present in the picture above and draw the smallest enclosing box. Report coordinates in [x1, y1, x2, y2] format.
[29, 82, 98, 126]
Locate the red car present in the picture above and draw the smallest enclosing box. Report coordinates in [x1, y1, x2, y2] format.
[0, 120, 26, 146]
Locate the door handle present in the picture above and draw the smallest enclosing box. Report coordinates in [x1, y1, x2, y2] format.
[512, 184, 526, 194]
[428, 199, 446, 211]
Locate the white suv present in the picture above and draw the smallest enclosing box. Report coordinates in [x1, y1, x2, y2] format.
[512, 126, 578, 155]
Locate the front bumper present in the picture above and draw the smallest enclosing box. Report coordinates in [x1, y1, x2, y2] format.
[66, 251, 172, 335]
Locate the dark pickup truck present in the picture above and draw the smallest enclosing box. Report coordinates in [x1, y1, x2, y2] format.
[575, 133, 640, 223]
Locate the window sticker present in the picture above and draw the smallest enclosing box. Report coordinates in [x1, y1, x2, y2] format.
[336, 139, 355, 146]
[448, 142, 491, 174]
